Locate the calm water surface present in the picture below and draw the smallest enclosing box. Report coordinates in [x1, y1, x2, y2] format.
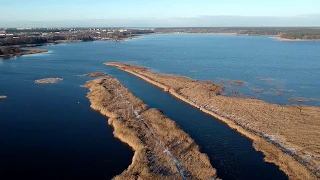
[1, 34, 319, 179]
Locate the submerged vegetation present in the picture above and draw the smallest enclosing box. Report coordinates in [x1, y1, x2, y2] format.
[83, 72, 107, 77]
[108, 62, 320, 180]
[84, 77, 218, 179]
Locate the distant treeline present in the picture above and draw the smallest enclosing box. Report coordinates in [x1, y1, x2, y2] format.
[0, 35, 94, 46]
[280, 29, 320, 40]
[5, 28, 69, 33]
[155, 27, 320, 40]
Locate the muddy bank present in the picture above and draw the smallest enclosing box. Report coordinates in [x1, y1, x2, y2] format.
[84, 77, 218, 180]
[35, 78, 63, 84]
[107, 62, 320, 180]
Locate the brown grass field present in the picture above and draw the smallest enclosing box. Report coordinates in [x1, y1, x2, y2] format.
[107, 62, 320, 180]
[84, 77, 218, 180]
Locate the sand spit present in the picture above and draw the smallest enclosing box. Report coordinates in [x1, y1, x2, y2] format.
[0, 95, 7, 99]
[107, 62, 320, 180]
[82, 72, 107, 77]
[85, 77, 218, 180]
[35, 78, 63, 84]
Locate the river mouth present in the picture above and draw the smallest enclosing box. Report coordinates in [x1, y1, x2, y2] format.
[107, 66, 288, 180]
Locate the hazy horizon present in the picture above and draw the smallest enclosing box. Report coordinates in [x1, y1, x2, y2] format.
[2, 14, 320, 28]
[2, 0, 320, 28]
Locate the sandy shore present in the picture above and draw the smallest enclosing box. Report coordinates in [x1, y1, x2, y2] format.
[84, 77, 218, 180]
[107, 62, 320, 180]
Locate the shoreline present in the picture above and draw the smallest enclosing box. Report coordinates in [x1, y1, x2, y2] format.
[0, 47, 48, 59]
[107, 62, 319, 180]
[84, 77, 218, 179]
[272, 37, 320, 42]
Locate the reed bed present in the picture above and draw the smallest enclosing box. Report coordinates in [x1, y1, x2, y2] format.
[85, 77, 218, 180]
[107, 62, 320, 180]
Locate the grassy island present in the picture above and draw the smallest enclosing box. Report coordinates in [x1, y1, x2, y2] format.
[35, 78, 63, 84]
[107, 62, 320, 180]
[0, 95, 7, 99]
[84, 77, 218, 180]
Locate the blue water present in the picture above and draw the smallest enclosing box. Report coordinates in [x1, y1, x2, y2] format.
[1, 34, 319, 179]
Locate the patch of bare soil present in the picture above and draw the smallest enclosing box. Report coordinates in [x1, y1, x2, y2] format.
[85, 77, 218, 180]
[107, 62, 320, 180]
[35, 78, 63, 84]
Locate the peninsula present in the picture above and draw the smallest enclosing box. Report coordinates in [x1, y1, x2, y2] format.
[0, 46, 48, 59]
[107, 62, 320, 180]
[84, 77, 218, 179]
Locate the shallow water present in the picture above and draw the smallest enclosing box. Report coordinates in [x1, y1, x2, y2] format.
[1, 34, 319, 179]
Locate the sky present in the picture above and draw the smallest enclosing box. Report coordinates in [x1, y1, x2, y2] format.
[1, 0, 320, 27]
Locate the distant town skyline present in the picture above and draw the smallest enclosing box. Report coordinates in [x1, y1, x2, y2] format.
[1, 0, 320, 27]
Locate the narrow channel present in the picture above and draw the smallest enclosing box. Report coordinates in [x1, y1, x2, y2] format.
[107, 66, 288, 180]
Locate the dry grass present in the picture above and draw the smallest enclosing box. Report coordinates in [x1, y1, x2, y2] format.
[85, 77, 218, 180]
[35, 78, 63, 84]
[108, 62, 320, 180]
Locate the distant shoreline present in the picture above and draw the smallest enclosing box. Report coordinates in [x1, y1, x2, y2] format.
[272, 37, 320, 41]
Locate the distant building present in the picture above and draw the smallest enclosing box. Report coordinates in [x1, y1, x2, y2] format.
[119, 29, 127, 33]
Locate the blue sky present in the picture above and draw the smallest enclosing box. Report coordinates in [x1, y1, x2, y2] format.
[1, 0, 320, 27]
